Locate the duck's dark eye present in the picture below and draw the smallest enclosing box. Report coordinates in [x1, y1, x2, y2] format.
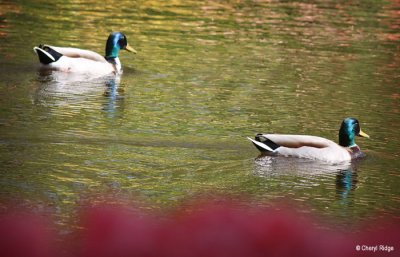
[354, 123, 360, 134]
[119, 37, 127, 48]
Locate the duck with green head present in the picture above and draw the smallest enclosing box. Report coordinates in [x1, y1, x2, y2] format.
[248, 118, 369, 163]
[33, 32, 136, 75]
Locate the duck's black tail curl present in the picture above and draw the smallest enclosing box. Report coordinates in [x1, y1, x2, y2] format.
[255, 134, 280, 150]
[33, 45, 63, 64]
[247, 134, 280, 153]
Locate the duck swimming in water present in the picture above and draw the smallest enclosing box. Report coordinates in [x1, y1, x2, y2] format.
[33, 32, 136, 75]
[248, 118, 369, 163]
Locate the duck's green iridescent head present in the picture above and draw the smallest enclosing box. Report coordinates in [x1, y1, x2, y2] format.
[105, 32, 137, 58]
[339, 118, 369, 147]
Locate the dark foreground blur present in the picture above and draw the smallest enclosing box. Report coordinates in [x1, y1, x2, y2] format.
[0, 199, 399, 257]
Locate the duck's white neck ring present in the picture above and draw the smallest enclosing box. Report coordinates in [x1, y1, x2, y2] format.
[105, 57, 121, 73]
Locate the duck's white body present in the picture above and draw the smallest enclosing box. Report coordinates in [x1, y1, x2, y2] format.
[33, 32, 135, 76]
[248, 118, 369, 164]
[34, 46, 120, 75]
[248, 134, 363, 164]
[44, 56, 118, 74]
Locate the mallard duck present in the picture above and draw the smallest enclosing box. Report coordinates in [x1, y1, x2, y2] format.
[247, 118, 369, 163]
[33, 32, 136, 75]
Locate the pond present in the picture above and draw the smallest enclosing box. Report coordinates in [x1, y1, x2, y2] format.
[0, 0, 399, 233]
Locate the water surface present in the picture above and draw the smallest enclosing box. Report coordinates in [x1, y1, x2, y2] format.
[0, 0, 399, 232]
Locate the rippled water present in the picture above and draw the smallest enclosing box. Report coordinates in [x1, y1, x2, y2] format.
[0, 0, 399, 231]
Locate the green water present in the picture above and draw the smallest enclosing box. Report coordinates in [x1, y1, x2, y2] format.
[0, 0, 399, 231]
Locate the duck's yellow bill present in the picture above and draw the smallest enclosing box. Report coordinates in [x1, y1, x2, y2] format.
[125, 44, 137, 54]
[359, 129, 370, 138]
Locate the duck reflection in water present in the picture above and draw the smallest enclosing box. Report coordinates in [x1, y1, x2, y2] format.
[253, 155, 361, 214]
[102, 74, 124, 118]
[335, 159, 362, 217]
[34, 70, 124, 115]
[252, 155, 355, 176]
